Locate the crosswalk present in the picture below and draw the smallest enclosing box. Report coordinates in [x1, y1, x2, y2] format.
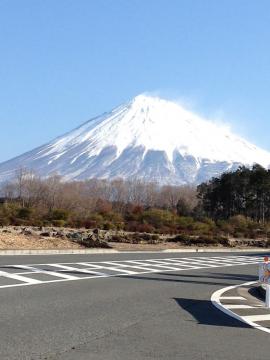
[0, 255, 264, 290]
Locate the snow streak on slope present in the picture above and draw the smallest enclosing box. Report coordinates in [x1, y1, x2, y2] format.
[0, 94, 270, 185]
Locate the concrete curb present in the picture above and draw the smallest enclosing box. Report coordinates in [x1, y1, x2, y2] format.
[211, 281, 270, 335]
[0, 249, 119, 256]
[0, 247, 269, 256]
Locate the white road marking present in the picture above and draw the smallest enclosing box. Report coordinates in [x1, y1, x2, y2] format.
[0, 255, 266, 290]
[124, 261, 162, 272]
[11, 265, 79, 280]
[77, 262, 105, 269]
[106, 261, 158, 272]
[219, 296, 246, 300]
[48, 264, 107, 276]
[161, 259, 203, 268]
[141, 260, 186, 271]
[175, 258, 219, 267]
[195, 256, 256, 264]
[242, 314, 270, 322]
[211, 281, 270, 334]
[0, 270, 41, 284]
[224, 304, 254, 309]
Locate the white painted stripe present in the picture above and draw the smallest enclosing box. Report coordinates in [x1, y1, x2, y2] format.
[89, 262, 137, 274]
[225, 304, 254, 309]
[166, 259, 211, 268]
[106, 261, 158, 272]
[79, 261, 147, 274]
[212, 256, 259, 263]
[12, 265, 79, 280]
[211, 281, 270, 334]
[147, 264, 185, 271]
[0, 270, 41, 284]
[102, 261, 134, 267]
[220, 296, 246, 300]
[124, 261, 165, 272]
[126, 260, 161, 266]
[78, 262, 106, 269]
[242, 314, 270, 322]
[49, 264, 107, 276]
[0, 255, 263, 291]
[193, 257, 236, 264]
[146, 260, 179, 265]
[159, 260, 197, 268]
[143, 260, 185, 270]
[136, 261, 185, 271]
[175, 258, 219, 267]
[130, 264, 192, 272]
[198, 257, 243, 264]
[1, 255, 263, 268]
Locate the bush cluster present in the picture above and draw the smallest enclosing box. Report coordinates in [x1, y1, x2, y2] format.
[1, 168, 270, 244]
[0, 201, 269, 241]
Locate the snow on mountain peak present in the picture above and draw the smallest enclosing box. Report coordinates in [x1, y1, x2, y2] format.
[0, 94, 270, 185]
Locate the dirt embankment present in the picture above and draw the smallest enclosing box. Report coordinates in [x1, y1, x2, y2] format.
[0, 226, 268, 250]
[0, 228, 83, 250]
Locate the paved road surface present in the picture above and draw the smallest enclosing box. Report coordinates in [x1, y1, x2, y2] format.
[0, 252, 268, 360]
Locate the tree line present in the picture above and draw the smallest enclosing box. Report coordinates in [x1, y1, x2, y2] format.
[198, 164, 270, 223]
[0, 168, 198, 233]
[0, 166, 270, 240]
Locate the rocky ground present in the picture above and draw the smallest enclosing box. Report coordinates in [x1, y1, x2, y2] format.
[0, 226, 268, 250]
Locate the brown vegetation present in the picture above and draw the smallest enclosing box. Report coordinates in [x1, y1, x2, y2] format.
[0, 169, 269, 249]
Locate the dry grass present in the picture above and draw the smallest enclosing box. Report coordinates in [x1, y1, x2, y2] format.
[0, 232, 83, 250]
[110, 241, 196, 251]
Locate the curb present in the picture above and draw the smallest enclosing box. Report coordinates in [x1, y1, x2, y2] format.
[211, 281, 270, 334]
[0, 249, 119, 256]
[0, 247, 269, 256]
[162, 248, 270, 253]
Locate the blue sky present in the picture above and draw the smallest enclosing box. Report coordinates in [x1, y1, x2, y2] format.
[0, 0, 270, 162]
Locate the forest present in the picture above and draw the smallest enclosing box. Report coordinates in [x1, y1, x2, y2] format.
[0, 165, 270, 242]
[198, 164, 270, 223]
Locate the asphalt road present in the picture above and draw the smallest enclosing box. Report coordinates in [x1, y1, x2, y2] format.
[0, 252, 269, 360]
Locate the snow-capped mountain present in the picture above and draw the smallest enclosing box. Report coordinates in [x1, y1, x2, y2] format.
[1, 94, 270, 185]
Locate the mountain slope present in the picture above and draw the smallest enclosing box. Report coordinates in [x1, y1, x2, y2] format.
[0, 94, 270, 185]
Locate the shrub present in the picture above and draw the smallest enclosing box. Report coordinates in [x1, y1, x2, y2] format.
[176, 198, 192, 216]
[0, 216, 9, 226]
[167, 234, 190, 243]
[82, 219, 98, 229]
[216, 220, 234, 234]
[95, 199, 112, 214]
[111, 234, 128, 243]
[103, 211, 123, 222]
[52, 220, 66, 227]
[70, 214, 106, 229]
[194, 236, 218, 245]
[229, 215, 251, 232]
[124, 222, 154, 233]
[78, 237, 112, 249]
[141, 209, 174, 228]
[201, 217, 216, 230]
[167, 234, 229, 246]
[159, 225, 175, 234]
[16, 207, 33, 220]
[48, 209, 70, 221]
[190, 221, 212, 234]
[103, 222, 115, 230]
[176, 217, 194, 230]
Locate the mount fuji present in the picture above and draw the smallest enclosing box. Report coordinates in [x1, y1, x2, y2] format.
[1, 94, 270, 185]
